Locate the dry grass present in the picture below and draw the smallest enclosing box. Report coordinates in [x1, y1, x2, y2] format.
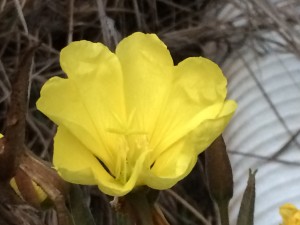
[0, 0, 300, 224]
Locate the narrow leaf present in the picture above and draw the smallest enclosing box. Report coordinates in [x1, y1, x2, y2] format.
[68, 185, 96, 225]
[236, 169, 257, 225]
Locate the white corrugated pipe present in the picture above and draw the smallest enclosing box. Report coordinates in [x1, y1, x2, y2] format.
[222, 42, 300, 225]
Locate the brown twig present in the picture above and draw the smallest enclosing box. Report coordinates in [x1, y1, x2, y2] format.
[0, 44, 36, 181]
[0, 43, 42, 225]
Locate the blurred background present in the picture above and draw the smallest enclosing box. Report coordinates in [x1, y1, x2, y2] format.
[0, 0, 300, 224]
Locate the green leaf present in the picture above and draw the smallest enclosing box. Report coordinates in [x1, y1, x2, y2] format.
[236, 169, 257, 225]
[68, 185, 96, 225]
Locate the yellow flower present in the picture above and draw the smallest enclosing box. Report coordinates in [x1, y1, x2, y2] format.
[36, 32, 237, 196]
[0, 134, 47, 204]
[10, 177, 48, 204]
[280, 203, 300, 225]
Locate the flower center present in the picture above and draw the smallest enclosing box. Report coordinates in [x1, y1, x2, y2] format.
[113, 134, 151, 184]
[105, 110, 153, 184]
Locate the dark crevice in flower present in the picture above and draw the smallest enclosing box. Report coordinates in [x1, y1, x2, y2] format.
[96, 157, 115, 179]
[150, 161, 155, 169]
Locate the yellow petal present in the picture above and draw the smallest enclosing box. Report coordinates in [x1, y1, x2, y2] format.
[144, 139, 198, 190]
[60, 40, 126, 134]
[53, 126, 111, 185]
[189, 100, 237, 154]
[174, 57, 227, 105]
[146, 101, 236, 189]
[280, 203, 299, 225]
[292, 212, 300, 225]
[151, 57, 234, 160]
[37, 40, 127, 174]
[95, 149, 149, 196]
[116, 32, 173, 134]
[54, 126, 149, 196]
[61, 41, 127, 174]
[0, 133, 3, 138]
[9, 178, 48, 203]
[36, 77, 113, 171]
[9, 178, 22, 198]
[60, 40, 115, 78]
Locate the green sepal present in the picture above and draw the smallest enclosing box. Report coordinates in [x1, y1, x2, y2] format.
[236, 169, 257, 225]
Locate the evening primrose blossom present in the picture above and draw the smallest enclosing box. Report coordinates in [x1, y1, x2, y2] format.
[37, 32, 237, 196]
[0, 134, 47, 204]
[280, 203, 300, 225]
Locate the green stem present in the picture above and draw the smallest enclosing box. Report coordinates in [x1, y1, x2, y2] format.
[129, 189, 170, 225]
[121, 188, 154, 225]
[218, 201, 230, 225]
[114, 188, 169, 225]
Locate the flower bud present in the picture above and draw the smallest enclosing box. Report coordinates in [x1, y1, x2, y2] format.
[205, 135, 233, 203]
